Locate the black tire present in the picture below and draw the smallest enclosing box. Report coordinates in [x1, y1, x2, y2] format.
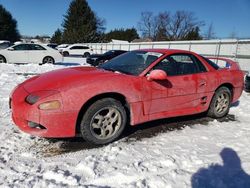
[83, 52, 90, 57]
[63, 51, 69, 57]
[244, 75, 250, 92]
[80, 98, 127, 145]
[207, 87, 232, 118]
[0, 55, 6, 63]
[42, 56, 55, 64]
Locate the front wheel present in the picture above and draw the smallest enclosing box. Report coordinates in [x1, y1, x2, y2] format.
[80, 98, 127, 145]
[207, 87, 232, 118]
[0, 55, 6, 63]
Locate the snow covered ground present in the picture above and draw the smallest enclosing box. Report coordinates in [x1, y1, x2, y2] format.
[0, 57, 250, 188]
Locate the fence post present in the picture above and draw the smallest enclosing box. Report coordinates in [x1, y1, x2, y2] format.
[235, 39, 239, 61]
[189, 42, 192, 51]
[216, 40, 221, 64]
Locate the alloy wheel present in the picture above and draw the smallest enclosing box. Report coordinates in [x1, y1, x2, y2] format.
[215, 92, 230, 114]
[90, 107, 122, 139]
[43, 57, 54, 64]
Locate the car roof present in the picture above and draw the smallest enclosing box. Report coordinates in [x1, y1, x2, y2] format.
[139, 48, 193, 54]
[69, 44, 88, 46]
[0, 40, 10, 43]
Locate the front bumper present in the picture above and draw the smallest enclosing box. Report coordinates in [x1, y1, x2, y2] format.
[10, 85, 78, 138]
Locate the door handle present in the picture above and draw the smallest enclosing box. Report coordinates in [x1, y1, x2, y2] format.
[199, 81, 207, 87]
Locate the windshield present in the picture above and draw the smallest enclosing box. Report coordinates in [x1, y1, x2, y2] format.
[99, 51, 163, 75]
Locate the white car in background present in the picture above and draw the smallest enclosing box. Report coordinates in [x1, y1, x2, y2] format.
[61, 44, 93, 57]
[0, 43, 63, 65]
[56, 43, 69, 52]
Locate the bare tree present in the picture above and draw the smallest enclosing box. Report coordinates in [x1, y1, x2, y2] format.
[155, 11, 170, 41]
[205, 23, 216, 39]
[138, 10, 203, 41]
[166, 11, 204, 40]
[137, 11, 158, 39]
[229, 30, 238, 39]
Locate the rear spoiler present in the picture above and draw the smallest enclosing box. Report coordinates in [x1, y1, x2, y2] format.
[206, 57, 241, 70]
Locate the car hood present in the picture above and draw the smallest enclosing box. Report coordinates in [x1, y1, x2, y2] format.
[22, 66, 118, 93]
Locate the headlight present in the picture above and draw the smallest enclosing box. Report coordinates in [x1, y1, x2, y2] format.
[26, 95, 40, 104]
[25, 90, 60, 105]
[39, 100, 61, 110]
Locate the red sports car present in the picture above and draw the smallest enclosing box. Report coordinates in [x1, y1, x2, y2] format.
[10, 49, 244, 145]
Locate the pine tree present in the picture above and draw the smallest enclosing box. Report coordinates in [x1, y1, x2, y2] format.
[0, 4, 20, 42]
[62, 0, 105, 43]
[105, 28, 139, 42]
[51, 29, 62, 44]
[183, 27, 203, 40]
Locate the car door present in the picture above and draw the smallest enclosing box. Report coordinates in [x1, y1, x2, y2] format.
[28, 44, 47, 63]
[142, 53, 207, 115]
[69, 46, 85, 55]
[7, 44, 30, 63]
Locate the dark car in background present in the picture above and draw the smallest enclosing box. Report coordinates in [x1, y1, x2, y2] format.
[87, 50, 127, 66]
[47, 43, 58, 49]
[245, 73, 250, 92]
[0, 41, 12, 49]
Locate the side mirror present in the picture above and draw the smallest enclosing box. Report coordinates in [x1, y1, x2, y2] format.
[147, 69, 168, 81]
[8, 47, 14, 51]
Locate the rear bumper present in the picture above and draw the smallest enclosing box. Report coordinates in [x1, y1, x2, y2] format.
[11, 85, 78, 138]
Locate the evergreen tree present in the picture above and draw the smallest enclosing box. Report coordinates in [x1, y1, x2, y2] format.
[0, 4, 20, 42]
[183, 27, 203, 40]
[62, 0, 105, 43]
[51, 29, 63, 44]
[105, 28, 139, 42]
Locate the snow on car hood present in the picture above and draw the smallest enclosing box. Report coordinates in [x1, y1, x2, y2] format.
[22, 66, 116, 93]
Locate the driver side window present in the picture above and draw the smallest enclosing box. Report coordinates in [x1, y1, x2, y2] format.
[153, 54, 206, 76]
[153, 58, 178, 76]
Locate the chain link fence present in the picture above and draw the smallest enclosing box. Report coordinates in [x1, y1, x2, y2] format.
[84, 39, 250, 71]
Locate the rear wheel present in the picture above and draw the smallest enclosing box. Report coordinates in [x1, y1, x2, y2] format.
[42, 56, 55, 64]
[80, 98, 127, 145]
[207, 87, 232, 118]
[0, 55, 6, 63]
